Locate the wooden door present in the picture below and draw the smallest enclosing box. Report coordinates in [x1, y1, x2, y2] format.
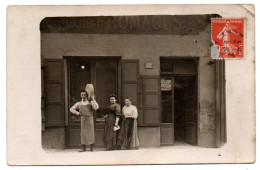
[121, 60, 139, 107]
[66, 59, 118, 148]
[67, 61, 91, 148]
[160, 77, 174, 145]
[44, 59, 65, 127]
[184, 76, 198, 145]
[94, 60, 118, 147]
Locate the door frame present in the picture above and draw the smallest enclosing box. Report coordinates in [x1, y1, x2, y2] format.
[64, 56, 122, 148]
[160, 57, 199, 146]
[160, 76, 175, 146]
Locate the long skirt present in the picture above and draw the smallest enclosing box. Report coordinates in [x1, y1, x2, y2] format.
[118, 118, 140, 148]
[118, 118, 134, 148]
[103, 114, 118, 150]
[81, 116, 95, 145]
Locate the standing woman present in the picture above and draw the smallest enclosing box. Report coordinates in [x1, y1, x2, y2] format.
[118, 98, 140, 149]
[103, 94, 122, 150]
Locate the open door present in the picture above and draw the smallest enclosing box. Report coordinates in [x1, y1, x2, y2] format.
[173, 76, 198, 145]
[160, 58, 198, 146]
[184, 76, 198, 145]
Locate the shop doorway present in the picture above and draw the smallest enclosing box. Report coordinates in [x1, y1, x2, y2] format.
[160, 58, 198, 146]
[65, 57, 120, 148]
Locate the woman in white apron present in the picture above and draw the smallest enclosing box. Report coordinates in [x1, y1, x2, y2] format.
[118, 98, 140, 149]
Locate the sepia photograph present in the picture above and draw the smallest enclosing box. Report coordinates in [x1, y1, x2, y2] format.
[40, 15, 226, 150]
[6, 4, 255, 165]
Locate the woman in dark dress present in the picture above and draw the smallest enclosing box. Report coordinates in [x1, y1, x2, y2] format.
[103, 94, 122, 150]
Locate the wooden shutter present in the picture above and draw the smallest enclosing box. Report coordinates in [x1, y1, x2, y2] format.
[121, 59, 139, 112]
[139, 75, 161, 126]
[44, 59, 65, 127]
[216, 60, 226, 147]
[41, 61, 46, 131]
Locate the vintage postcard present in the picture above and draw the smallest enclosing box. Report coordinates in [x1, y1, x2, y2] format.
[6, 4, 255, 165]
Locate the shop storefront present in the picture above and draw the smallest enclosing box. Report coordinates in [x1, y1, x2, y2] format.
[41, 15, 226, 149]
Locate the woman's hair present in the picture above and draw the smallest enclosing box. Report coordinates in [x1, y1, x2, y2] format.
[109, 94, 117, 100]
[125, 97, 132, 102]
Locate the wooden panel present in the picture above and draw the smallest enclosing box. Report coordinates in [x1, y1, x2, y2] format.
[185, 125, 196, 145]
[143, 94, 159, 108]
[137, 109, 144, 125]
[41, 62, 45, 131]
[46, 105, 64, 126]
[184, 76, 198, 145]
[172, 60, 197, 74]
[46, 61, 62, 81]
[142, 78, 159, 92]
[96, 60, 117, 108]
[69, 129, 81, 145]
[139, 75, 160, 126]
[186, 110, 197, 123]
[138, 127, 160, 147]
[161, 126, 174, 145]
[122, 60, 139, 108]
[123, 84, 138, 104]
[95, 128, 105, 147]
[46, 84, 62, 102]
[160, 62, 173, 72]
[44, 59, 65, 127]
[122, 62, 138, 81]
[160, 58, 198, 74]
[139, 94, 143, 107]
[144, 110, 160, 124]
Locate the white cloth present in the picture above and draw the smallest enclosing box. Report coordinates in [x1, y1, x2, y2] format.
[122, 105, 138, 119]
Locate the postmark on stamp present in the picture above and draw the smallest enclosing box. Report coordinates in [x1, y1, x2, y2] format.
[211, 18, 244, 59]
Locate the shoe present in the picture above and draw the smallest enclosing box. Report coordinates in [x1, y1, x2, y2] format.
[90, 144, 94, 152]
[79, 150, 86, 152]
[79, 144, 87, 152]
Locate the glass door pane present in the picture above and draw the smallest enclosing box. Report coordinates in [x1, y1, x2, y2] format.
[69, 61, 91, 125]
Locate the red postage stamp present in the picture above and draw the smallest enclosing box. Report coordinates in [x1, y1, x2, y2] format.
[211, 18, 244, 59]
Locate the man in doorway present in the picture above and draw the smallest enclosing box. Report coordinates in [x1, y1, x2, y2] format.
[70, 87, 99, 152]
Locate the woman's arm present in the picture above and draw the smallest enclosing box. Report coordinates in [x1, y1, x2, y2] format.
[115, 104, 121, 126]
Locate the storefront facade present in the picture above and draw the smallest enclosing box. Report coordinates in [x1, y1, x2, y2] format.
[41, 15, 226, 149]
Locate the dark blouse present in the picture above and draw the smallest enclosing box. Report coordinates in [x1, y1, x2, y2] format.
[108, 103, 121, 118]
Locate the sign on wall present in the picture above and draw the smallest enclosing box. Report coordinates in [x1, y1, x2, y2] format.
[40, 15, 213, 35]
[161, 79, 172, 91]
